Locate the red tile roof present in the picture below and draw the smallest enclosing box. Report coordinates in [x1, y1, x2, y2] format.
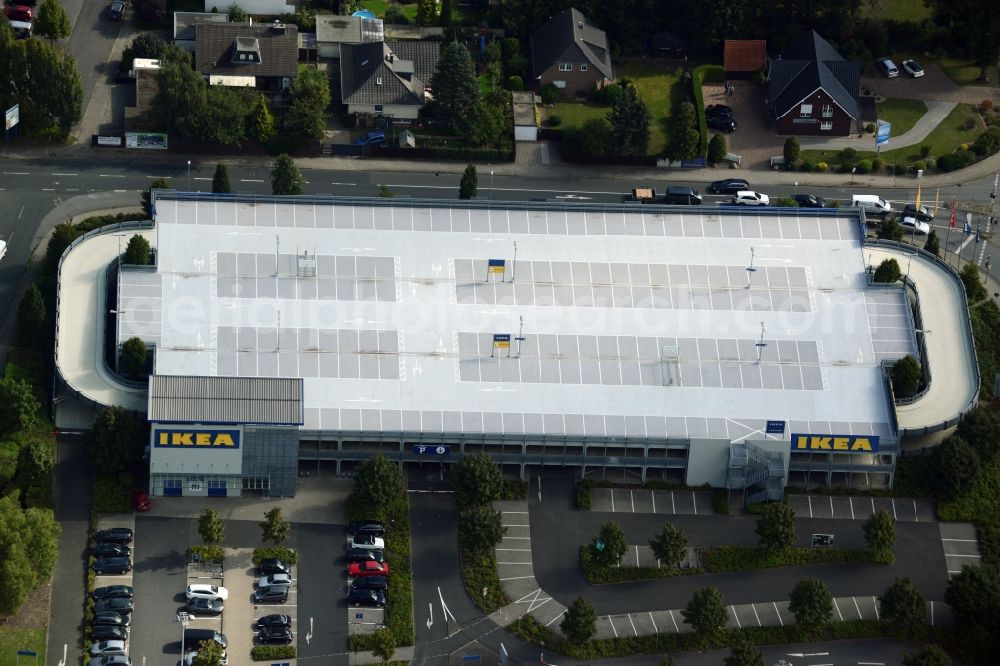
[724, 40, 767, 72]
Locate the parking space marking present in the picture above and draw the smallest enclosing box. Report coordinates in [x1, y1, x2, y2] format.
[852, 597, 862, 619]
[669, 610, 679, 633]
[496, 548, 532, 551]
[611, 490, 615, 512]
[808, 495, 813, 517]
[692, 492, 697, 515]
[545, 611, 565, 627]
[730, 605, 741, 628]
[502, 511, 529, 514]
[630, 491, 635, 512]
[608, 616, 619, 637]
[942, 538, 977, 542]
[751, 604, 762, 626]
[948, 554, 981, 558]
[829, 496, 834, 516]
[833, 598, 844, 621]
[773, 602, 783, 626]
[649, 612, 658, 634]
[628, 614, 638, 636]
[872, 596, 880, 620]
[891, 499, 898, 521]
[912, 499, 918, 521]
[671, 492, 676, 514]
[651, 491, 656, 513]
[849, 497, 855, 519]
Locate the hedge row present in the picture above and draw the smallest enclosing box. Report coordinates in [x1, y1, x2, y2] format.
[251, 645, 296, 661]
[698, 545, 880, 572]
[461, 546, 510, 613]
[252, 546, 299, 565]
[691, 65, 721, 157]
[581, 545, 702, 584]
[91, 473, 134, 513]
[189, 545, 224, 564]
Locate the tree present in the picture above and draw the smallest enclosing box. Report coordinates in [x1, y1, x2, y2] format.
[286, 68, 331, 144]
[560, 596, 597, 643]
[592, 521, 628, 567]
[902, 644, 951, 666]
[649, 524, 687, 567]
[191, 638, 225, 666]
[666, 101, 699, 160]
[370, 628, 396, 663]
[449, 453, 501, 507]
[6, 38, 83, 137]
[960, 263, 988, 301]
[459, 164, 478, 200]
[85, 406, 144, 473]
[22, 507, 60, 581]
[16, 437, 53, 495]
[212, 164, 231, 193]
[788, 578, 833, 626]
[271, 154, 305, 195]
[430, 42, 480, 131]
[142, 178, 171, 217]
[755, 501, 796, 551]
[946, 564, 1000, 626]
[923, 229, 940, 256]
[154, 46, 209, 139]
[863, 509, 896, 559]
[465, 98, 508, 146]
[934, 435, 981, 499]
[34, 0, 71, 44]
[133, 0, 166, 24]
[682, 586, 728, 635]
[121, 337, 148, 377]
[260, 507, 290, 545]
[415, 0, 436, 26]
[872, 258, 901, 283]
[708, 133, 728, 165]
[0, 377, 41, 438]
[227, 4, 249, 22]
[926, 0, 1000, 78]
[249, 94, 277, 143]
[783, 136, 800, 164]
[353, 453, 404, 518]
[16, 284, 46, 348]
[123, 234, 152, 266]
[879, 577, 926, 630]
[438, 0, 452, 26]
[891, 355, 921, 398]
[876, 217, 904, 241]
[723, 636, 765, 666]
[130, 32, 167, 59]
[198, 509, 226, 545]
[607, 82, 651, 156]
[458, 506, 506, 553]
[384, 3, 407, 24]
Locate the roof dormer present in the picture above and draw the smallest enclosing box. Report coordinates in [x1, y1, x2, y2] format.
[231, 37, 262, 65]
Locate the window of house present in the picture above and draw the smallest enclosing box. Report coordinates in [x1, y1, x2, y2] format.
[553, 80, 566, 89]
[374, 104, 383, 113]
[799, 104, 813, 118]
[163, 479, 182, 496]
[580, 64, 588, 72]
[822, 104, 833, 117]
[558, 63, 572, 72]
[820, 120, 833, 131]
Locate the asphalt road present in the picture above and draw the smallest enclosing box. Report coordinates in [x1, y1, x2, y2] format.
[63, 0, 124, 131]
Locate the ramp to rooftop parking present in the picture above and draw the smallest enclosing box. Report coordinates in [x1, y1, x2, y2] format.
[865, 242, 979, 435]
[54, 224, 152, 412]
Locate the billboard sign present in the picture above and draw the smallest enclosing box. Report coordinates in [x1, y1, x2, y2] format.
[4, 104, 18, 131]
[414, 444, 450, 455]
[876, 121, 891, 146]
[97, 135, 123, 146]
[791, 433, 879, 453]
[125, 132, 168, 149]
[765, 420, 786, 434]
[154, 428, 241, 449]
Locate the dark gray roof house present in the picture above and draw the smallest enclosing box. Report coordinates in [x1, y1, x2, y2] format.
[529, 7, 614, 96]
[768, 30, 861, 136]
[173, 11, 228, 52]
[339, 40, 439, 119]
[195, 21, 299, 91]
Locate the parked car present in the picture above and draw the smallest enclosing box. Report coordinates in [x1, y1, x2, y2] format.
[93, 543, 132, 558]
[186, 584, 229, 601]
[95, 528, 134, 544]
[93, 585, 133, 600]
[255, 614, 292, 630]
[733, 190, 770, 206]
[351, 575, 388, 591]
[90, 640, 127, 657]
[348, 587, 386, 608]
[347, 520, 386, 536]
[89, 657, 131, 666]
[900, 217, 931, 235]
[256, 626, 294, 644]
[876, 58, 899, 78]
[184, 651, 229, 666]
[8, 19, 30, 39]
[257, 573, 292, 588]
[92, 557, 131, 575]
[705, 104, 734, 119]
[792, 194, 827, 208]
[350, 533, 385, 550]
[107, 0, 124, 20]
[187, 598, 224, 616]
[91, 625, 128, 641]
[93, 611, 131, 628]
[94, 597, 134, 614]
[901, 59, 924, 77]
[257, 558, 291, 575]
[356, 131, 386, 147]
[348, 560, 390, 578]
[706, 112, 737, 132]
[253, 584, 290, 603]
[3, 4, 32, 21]
[708, 178, 749, 194]
[903, 203, 933, 221]
[346, 547, 385, 564]
[132, 490, 152, 512]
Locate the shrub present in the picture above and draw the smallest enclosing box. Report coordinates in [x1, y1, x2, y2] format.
[707, 134, 727, 165]
[837, 147, 858, 163]
[816, 161, 828, 172]
[577, 480, 594, 509]
[914, 160, 927, 173]
[461, 547, 508, 612]
[856, 159, 872, 174]
[799, 161, 814, 172]
[251, 646, 296, 661]
[189, 545, 224, 564]
[871, 157, 884, 172]
[547, 115, 562, 127]
[252, 547, 299, 565]
[920, 144, 932, 157]
[973, 127, 1000, 156]
[593, 83, 623, 105]
[506, 75, 523, 91]
[540, 84, 560, 105]
[92, 473, 133, 513]
[783, 137, 800, 164]
[865, 122, 876, 133]
[774, 196, 798, 207]
[937, 151, 976, 172]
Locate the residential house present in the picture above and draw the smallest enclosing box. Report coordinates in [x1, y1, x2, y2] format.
[529, 7, 613, 96]
[339, 40, 439, 121]
[723, 39, 766, 79]
[195, 21, 299, 93]
[315, 14, 383, 58]
[768, 30, 861, 137]
[173, 11, 228, 52]
[203, 0, 293, 13]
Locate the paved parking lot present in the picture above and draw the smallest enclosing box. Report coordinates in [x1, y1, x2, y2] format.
[93, 515, 136, 655]
[939, 522, 982, 578]
[618, 544, 699, 569]
[590, 488, 716, 515]
[787, 493, 936, 522]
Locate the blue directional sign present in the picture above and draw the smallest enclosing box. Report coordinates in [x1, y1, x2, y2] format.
[766, 420, 786, 434]
[876, 121, 891, 146]
[414, 444, 451, 455]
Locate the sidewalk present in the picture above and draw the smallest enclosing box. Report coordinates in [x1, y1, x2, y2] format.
[800, 101, 956, 151]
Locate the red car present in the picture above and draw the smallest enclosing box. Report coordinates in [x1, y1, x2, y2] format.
[4, 4, 32, 21]
[348, 560, 389, 578]
[132, 490, 152, 512]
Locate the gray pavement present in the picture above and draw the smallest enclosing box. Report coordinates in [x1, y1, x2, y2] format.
[800, 101, 956, 151]
[787, 493, 936, 522]
[220, 549, 254, 664]
[589, 488, 715, 516]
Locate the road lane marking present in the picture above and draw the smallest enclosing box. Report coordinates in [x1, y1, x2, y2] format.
[99, 174, 126, 177]
[53, 173, 77, 176]
[544, 611, 564, 627]
[438, 586, 456, 622]
[241, 179, 265, 183]
[426, 602, 433, 630]
[2, 172, 29, 175]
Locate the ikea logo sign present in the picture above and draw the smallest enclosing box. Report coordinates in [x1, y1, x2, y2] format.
[791, 434, 879, 453]
[154, 429, 240, 449]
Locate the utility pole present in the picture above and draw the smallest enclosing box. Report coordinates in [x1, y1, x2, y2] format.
[991, 173, 998, 227]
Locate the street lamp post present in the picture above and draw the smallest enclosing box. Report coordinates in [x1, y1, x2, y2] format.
[176, 611, 189, 658]
[187, 160, 191, 191]
[489, 170, 495, 201]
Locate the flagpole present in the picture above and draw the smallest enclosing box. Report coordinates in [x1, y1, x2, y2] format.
[946, 199, 955, 267]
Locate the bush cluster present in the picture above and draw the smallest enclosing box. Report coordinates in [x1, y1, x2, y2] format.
[189, 545, 224, 564]
[251, 547, 299, 565]
[251, 645, 297, 661]
[581, 545, 702, 584]
[698, 545, 877, 572]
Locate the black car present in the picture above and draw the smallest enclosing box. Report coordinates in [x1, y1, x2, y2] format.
[257, 558, 291, 575]
[256, 614, 292, 630]
[351, 575, 388, 591]
[107, 0, 124, 20]
[93, 585, 133, 600]
[93, 543, 132, 558]
[256, 626, 294, 645]
[93, 612, 131, 628]
[708, 178, 749, 194]
[348, 588, 386, 608]
[707, 115, 737, 132]
[793, 194, 827, 208]
[253, 585, 290, 604]
[95, 528, 134, 544]
[706, 104, 734, 119]
[94, 597, 134, 614]
[347, 520, 386, 536]
[346, 547, 384, 564]
[903, 203, 933, 221]
[188, 598, 224, 616]
[91, 625, 128, 641]
[93, 557, 132, 575]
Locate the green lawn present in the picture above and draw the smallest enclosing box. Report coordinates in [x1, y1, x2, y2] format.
[876, 98, 927, 136]
[0, 627, 45, 666]
[359, 0, 483, 24]
[860, 0, 931, 21]
[801, 103, 981, 165]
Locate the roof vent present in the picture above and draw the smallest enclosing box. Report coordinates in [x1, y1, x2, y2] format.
[376, 77, 382, 85]
[578, 21, 583, 28]
[271, 21, 285, 34]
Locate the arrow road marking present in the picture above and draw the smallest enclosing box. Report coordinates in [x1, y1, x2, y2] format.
[426, 602, 434, 630]
[305, 617, 313, 644]
[57, 644, 67, 666]
[438, 586, 456, 623]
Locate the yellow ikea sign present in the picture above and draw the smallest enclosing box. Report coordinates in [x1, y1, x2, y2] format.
[155, 429, 240, 449]
[791, 433, 880, 453]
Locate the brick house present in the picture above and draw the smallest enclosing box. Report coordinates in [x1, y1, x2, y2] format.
[195, 21, 299, 94]
[529, 7, 613, 97]
[768, 30, 861, 137]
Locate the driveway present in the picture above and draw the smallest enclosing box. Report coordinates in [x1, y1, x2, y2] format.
[64, 0, 128, 141]
[703, 83, 783, 170]
[862, 63, 1000, 105]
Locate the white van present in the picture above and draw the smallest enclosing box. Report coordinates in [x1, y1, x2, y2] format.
[8, 20, 32, 39]
[851, 194, 892, 215]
